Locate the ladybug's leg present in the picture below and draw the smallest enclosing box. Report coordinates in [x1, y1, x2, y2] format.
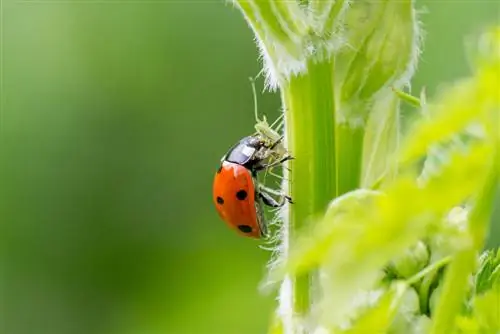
[258, 191, 283, 208]
[258, 185, 293, 207]
[258, 184, 287, 197]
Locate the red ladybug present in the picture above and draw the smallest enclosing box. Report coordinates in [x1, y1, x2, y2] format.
[213, 135, 292, 238]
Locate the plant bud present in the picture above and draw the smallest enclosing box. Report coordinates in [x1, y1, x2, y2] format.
[336, 0, 420, 123]
[391, 241, 430, 279]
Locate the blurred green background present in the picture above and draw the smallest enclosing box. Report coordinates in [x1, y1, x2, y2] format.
[1, 1, 498, 334]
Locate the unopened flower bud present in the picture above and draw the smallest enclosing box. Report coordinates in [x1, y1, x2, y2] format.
[391, 241, 429, 279]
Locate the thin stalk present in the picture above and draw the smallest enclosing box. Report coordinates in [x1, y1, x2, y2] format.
[406, 256, 451, 286]
[281, 59, 337, 322]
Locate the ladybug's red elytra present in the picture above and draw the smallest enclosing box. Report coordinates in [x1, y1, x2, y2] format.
[213, 134, 292, 238]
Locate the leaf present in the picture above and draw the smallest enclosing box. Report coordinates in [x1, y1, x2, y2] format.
[430, 150, 499, 334]
[266, 189, 384, 283]
[400, 70, 498, 164]
[427, 206, 471, 264]
[473, 284, 500, 331]
[455, 315, 480, 334]
[420, 142, 493, 208]
[475, 249, 500, 294]
[361, 90, 400, 188]
[267, 137, 492, 329]
[418, 124, 486, 184]
[453, 251, 500, 334]
[277, 141, 491, 281]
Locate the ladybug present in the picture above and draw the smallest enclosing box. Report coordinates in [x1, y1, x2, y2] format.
[213, 135, 292, 238]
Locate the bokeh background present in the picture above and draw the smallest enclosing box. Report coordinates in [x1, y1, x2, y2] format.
[1, 1, 499, 334]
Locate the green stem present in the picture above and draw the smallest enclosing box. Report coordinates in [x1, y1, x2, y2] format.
[336, 124, 364, 196]
[418, 265, 439, 315]
[406, 256, 451, 286]
[282, 59, 337, 321]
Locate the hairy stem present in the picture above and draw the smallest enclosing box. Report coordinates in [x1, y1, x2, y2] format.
[281, 59, 337, 325]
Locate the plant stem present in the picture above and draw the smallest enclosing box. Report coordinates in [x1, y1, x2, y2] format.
[281, 59, 337, 323]
[406, 256, 451, 286]
[336, 124, 364, 196]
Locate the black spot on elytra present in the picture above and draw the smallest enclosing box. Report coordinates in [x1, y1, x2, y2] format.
[238, 225, 252, 233]
[216, 196, 224, 204]
[236, 190, 248, 200]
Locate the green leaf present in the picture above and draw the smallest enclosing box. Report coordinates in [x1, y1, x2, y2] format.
[267, 189, 383, 282]
[475, 249, 500, 294]
[418, 124, 486, 184]
[427, 206, 471, 264]
[400, 69, 499, 165]
[361, 91, 400, 188]
[455, 315, 481, 334]
[454, 257, 500, 334]
[430, 150, 499, 334]
[473, 284, 500, 331]
[273, 140, 491, 328]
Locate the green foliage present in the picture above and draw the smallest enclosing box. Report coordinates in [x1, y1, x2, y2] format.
[233, 1, 420, 328]
[453, 249, 500, 333]
[282, 26, 498, 333]
[475, 249, 500, 294]
[233, 0, 499, 332]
